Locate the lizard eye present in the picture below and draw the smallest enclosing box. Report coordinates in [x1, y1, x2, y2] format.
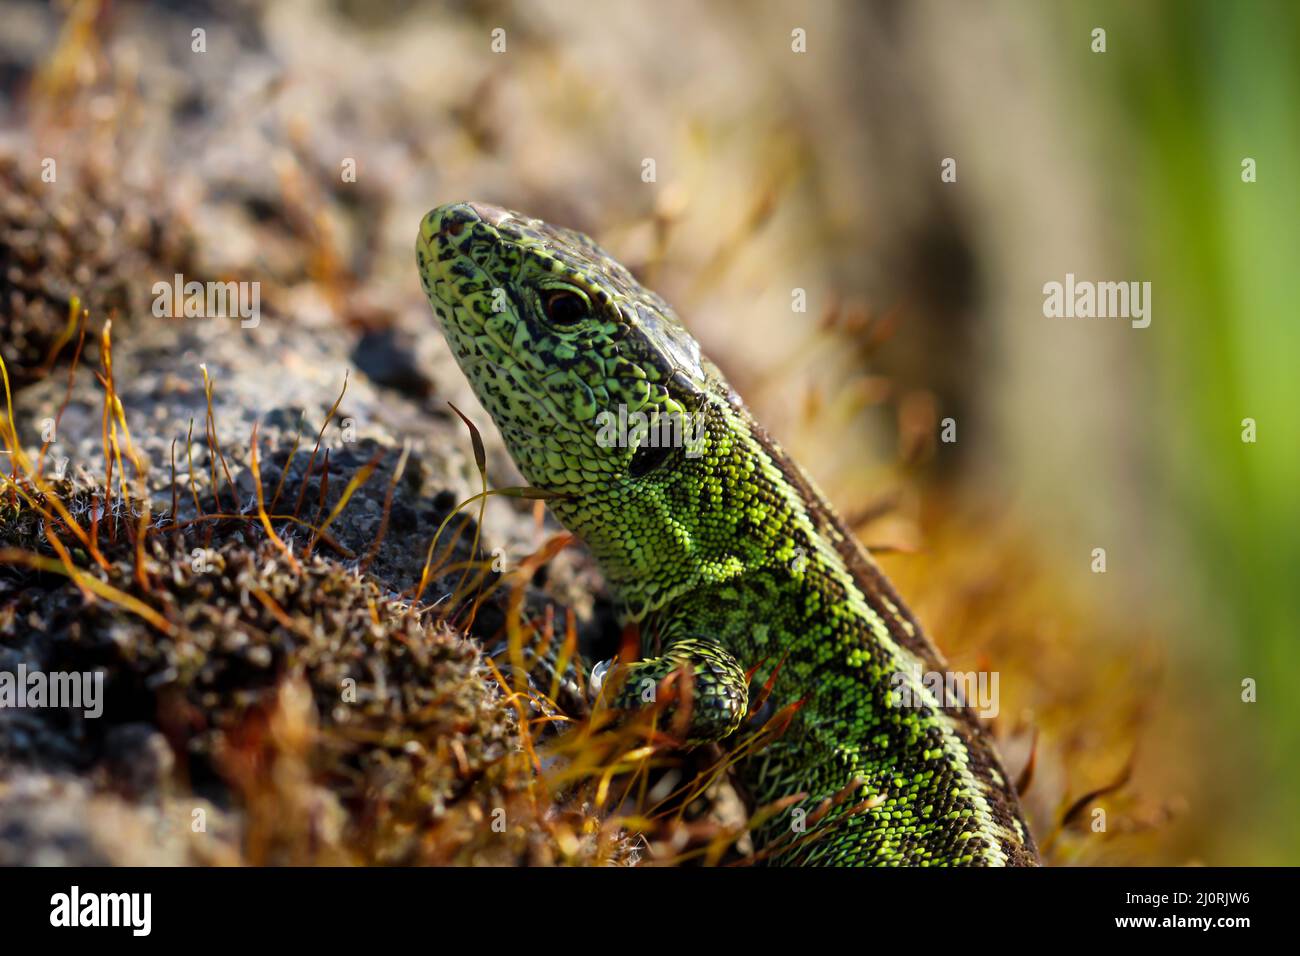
[541, 289, 590, 326]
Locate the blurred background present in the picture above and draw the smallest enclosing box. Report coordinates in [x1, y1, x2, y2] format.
[1, 0, 1296, 864]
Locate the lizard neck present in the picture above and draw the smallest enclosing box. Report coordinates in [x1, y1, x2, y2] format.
[548, 398, 792, 620]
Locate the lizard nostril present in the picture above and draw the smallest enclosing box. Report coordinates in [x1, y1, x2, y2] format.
[435, 202, 483, 238]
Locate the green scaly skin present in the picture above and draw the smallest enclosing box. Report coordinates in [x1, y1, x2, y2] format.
[416, 202, 1037, 866]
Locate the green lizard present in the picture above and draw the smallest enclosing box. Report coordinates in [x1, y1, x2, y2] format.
[415, 201, 1037, 866]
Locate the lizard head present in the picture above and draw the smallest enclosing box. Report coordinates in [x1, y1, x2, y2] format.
[416, 202, 720, 495]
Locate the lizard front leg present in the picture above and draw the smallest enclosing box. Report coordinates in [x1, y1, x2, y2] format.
[590, 636, 748, 745]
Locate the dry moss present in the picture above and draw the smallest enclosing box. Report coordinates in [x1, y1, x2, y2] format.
[0, 155, 196, 387]
[0, 477, 635, 865]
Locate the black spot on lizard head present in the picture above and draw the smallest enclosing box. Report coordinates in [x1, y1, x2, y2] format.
[416, 202, 724, 494]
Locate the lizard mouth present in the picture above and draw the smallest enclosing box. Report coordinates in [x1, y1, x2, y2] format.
[416, 204, 499, 337]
